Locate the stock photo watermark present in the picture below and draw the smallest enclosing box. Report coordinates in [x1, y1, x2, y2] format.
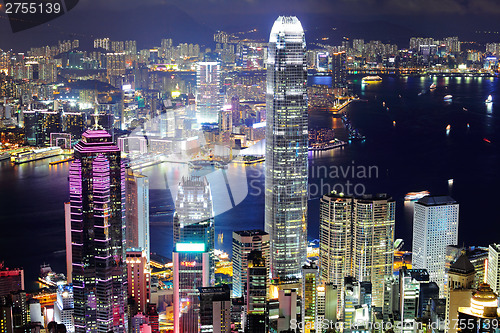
[248, 161, 379, 198]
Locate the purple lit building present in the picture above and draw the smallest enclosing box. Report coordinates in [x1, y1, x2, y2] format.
[69, 129, 127, 333]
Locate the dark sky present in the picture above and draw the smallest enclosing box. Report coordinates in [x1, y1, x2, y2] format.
[1, 0, 500, 51]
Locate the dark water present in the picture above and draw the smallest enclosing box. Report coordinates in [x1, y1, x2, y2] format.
[1, 74, 499, 288]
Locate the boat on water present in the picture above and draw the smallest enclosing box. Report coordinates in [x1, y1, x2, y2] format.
[0, 152, 10, 161]
[38, 264, 66, 287]
[362, 76, 382, 84]
[444, 95, 452, 101]
[12, 146, 63, 164]
[404, 191, 430, 201]
[486, 95, 493, 103]
[430, 83, 437, 89]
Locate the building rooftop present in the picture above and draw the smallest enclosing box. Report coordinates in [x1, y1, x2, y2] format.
[233, 229, 268, 237]
[450, 253, 476, 275]
[416, 195, 457, 206]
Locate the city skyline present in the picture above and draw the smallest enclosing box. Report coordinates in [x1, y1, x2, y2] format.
[0, 8, 499, 333]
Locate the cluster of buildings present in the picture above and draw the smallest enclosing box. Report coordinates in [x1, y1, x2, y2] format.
[1, 14, 500, 333]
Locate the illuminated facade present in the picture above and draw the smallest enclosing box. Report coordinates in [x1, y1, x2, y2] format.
[173, 176, 214, 333]
[232, 230, 270, 298]
[0, 264, 24, 298]
[331, 51, 347, 88]
[126, 249, 151, 315]
[343, 277, 372, 332]
[265, 16, 308, 279]
[412, 196, 459, 298]
[352, 194, 395, 308]
[106, 52, 126, 88]
[319, 192, 353, 298]
[457, 283, 499, 333]
[23, 109, 62, 146]
[246, 250, 268, 332]
[198, 285, 231, 333]
[62, 112, 87, 143]
[125, 170, 150, 261]
[69, 129, 127, 333]
[173, 176, 215, 284]
[302, 263, 319, 333]
[54, 284, 75, 333]
[487, 244, 500, 295]
[196, 61, 221, 124]
[173, 243, 210, 333]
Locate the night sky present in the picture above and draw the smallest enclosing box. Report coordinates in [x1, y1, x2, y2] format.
[1, 0, 500, 51]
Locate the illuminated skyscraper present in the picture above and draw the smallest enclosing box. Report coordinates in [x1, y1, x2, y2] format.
[265, 16, 308, 279]
[173, 243, 210, 333]
[173, 176, 215, 333]
[232, 230, 270, 298]
[412, 196, 459, 298]
[319, 192, 352, 292]
[302, 263, 319, 332]
[125, 249, 151, 315]
[125, 170, 150, 261]
[173, 176, 215, 283]
[331, 51, 347, 88]
[352, 194, 395, 308]
[245, 250, 268, 332]
[196, 61, 221, 124]
[69, 129, 127, 333]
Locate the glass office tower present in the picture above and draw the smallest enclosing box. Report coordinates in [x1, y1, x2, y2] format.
[265, 16, 308, 279]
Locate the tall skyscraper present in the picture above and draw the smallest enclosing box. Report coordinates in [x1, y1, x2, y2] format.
[265, 16, 308, 279]
[331, 51, 347, 88]
[125, 170, 150, 261]
[173, 176, 215, 284]
[319, 192, 352, 293]
[196, 61, 221, 124]
[173, 243, 210, 333]
[125, 249, 151, 315]
[69, 129, 127, 333]
[412, 196, 459, 298]
[302, 263, 319, 333]
[246, 250, 268, 332]
[352, 194, 395, 308]
[173, 176, 215, 333]
[232, 230, 270, 298]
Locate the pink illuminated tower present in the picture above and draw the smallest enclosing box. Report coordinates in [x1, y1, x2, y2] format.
[69, 129, 127, 333]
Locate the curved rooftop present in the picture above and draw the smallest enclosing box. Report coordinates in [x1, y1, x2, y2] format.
[269, 16, 304, 42]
